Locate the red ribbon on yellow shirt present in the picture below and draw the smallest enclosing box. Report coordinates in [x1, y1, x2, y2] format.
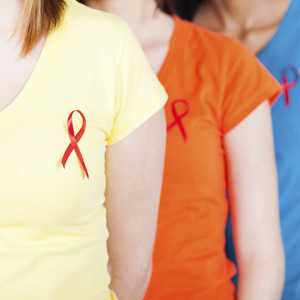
[61, 110, 89, 178]
[167, 99, 190, 141]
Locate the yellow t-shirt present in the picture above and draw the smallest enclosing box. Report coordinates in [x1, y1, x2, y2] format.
[0, 1, 167, 299]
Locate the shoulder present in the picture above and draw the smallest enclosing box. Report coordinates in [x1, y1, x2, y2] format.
[175, 17, 256, 72]
[59, 0, 131, 49]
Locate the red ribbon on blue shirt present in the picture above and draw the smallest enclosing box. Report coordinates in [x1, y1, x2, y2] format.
[281, 66, 299, 106]
[61, 110, 89, 178]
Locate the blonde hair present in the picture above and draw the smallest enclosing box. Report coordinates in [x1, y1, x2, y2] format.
[21, 0, 66, 54]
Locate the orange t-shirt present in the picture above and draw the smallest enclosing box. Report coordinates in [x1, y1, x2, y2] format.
[145, 17, 281, 300]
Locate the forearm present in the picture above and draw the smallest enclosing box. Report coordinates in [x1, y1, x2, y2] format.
[110, 262, 152, 300]
[237, 257, 284, 300]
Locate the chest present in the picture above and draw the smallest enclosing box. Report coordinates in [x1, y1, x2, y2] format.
[161, 73, 226, 192]
[0, 39, 46, 112]
[0, 60, 115, 226]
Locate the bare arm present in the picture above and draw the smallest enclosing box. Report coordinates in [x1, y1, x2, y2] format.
[106, 110, 166, 300]
[225, 101, 285, 300]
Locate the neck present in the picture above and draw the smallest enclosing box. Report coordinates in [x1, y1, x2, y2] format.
[205, 0, 289, 29]
[87, 0, 157, 28]
[86, 0, 174, 73]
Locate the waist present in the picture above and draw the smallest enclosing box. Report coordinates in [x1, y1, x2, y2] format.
[146, 268, 236, 300]
[0, 238, 111, 300]
[150, 239, 236, 297]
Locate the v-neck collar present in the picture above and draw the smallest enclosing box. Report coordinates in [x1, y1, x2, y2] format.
[158, 16, 191, 80]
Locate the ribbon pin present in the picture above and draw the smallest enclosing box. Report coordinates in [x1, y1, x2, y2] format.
[281, 65, 299, 106]
[61, 110, 89, 178]
[167, 99, 190, 141]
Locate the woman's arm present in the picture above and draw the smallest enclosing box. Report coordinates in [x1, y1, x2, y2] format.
[106, 109, 166, 300]
[225, 101, 285, 300]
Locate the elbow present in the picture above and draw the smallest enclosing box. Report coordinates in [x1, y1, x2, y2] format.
[132, 254, 153, 295]
[259, 245, 285, 276]
[110, 254, 153, 300]
[239, 245, 285, 285]
[256, 253, 285, 281]
[125, 258, 153, 300]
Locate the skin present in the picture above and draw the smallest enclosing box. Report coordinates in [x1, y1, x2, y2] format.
[87, 0, 284, 299]
[106, 114, 165, 300]
[0, 1, 46, 112]
[87, 0, 174, 73]
[0, 1, 166, 300]
[194, 0, 290, 53]
[225, 102, 284, 300]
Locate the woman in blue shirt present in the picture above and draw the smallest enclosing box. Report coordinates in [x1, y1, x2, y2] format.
[164, 0, 300, 299]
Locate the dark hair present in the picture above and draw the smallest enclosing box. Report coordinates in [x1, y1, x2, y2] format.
[158, 0, 201, 21]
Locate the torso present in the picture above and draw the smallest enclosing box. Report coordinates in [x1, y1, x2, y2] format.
[0, 1, 131, 299]
[148, 20, 235, 300]
[145, 16, 279, 300]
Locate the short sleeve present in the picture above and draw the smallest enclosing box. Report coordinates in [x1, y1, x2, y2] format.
[107, 23, 168, 145]
[222, 41, 282, 134]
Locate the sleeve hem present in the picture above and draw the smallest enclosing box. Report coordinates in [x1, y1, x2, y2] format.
[107, 92, 168, 145]
[222, 84, 282, 134]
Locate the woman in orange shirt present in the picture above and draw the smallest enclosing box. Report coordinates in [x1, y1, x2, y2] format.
[84, 0, 285, 299]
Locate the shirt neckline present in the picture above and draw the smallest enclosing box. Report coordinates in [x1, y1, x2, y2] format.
[158, 16, 190, 80]
[0, 35, 52, 117]
[0, 1, 71, 118]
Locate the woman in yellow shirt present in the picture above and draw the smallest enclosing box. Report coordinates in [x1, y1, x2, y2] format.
[0, 1, 167, 300]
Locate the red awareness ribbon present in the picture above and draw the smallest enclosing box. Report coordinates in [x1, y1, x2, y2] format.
[61, 110, 89, 178]
[282, 76, 297, 106]
[281, 66, 299, 106]
[167, 99, 190, 141]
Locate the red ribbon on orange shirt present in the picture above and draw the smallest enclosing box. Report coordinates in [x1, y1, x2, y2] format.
[167, 99, 190, 141]
[281, 66, 299, 106]
[61, 110, 89, 178]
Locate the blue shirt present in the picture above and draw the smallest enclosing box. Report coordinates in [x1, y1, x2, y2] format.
[226, 1, 300, 298]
